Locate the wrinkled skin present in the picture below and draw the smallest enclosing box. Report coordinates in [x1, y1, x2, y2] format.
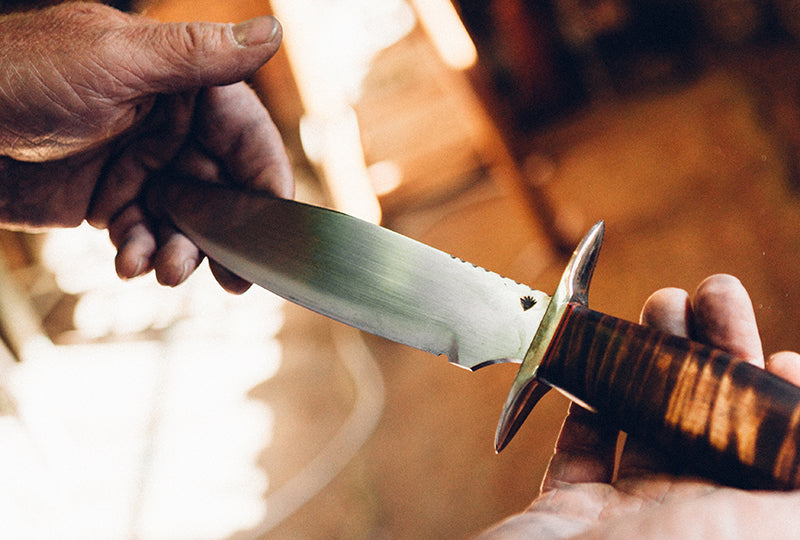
[0, 2, 293, 292]
[483, 274, 800, 539]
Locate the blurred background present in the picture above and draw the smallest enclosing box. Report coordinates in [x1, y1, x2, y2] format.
[2, 0, 800, 537]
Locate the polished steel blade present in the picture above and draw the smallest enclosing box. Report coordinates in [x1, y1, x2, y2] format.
[155, 176, 549, 370]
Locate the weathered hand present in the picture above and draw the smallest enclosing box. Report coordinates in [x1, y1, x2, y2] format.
[483, 274, 800, 539]
[0, 2, 293, 292]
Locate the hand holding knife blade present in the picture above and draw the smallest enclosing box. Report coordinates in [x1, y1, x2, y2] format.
[152, 174, 800, 491]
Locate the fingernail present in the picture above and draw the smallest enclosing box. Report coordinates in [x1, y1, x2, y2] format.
[117, 255, 147, 280]
[178, 260, 194, 285]
[164, 260, 193, 287]
[132, 257, 146, 278]
[232, 15, 280, 47]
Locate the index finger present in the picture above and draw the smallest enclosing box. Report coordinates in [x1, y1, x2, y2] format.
[616, 286, 694, 479]
[167, 83, 294, 292]
[540, 404, 618, 492]
[692, 274, 764, 367]
[191, 83, 294, 197]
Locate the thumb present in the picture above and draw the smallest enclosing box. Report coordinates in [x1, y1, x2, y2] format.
[119, 15, 283, 95]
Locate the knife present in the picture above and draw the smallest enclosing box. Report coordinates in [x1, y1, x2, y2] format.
[151, 174, 800, 490]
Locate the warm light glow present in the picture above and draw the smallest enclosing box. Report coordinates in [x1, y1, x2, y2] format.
[300, 108, 383, 223]
[271, 0, 415, 113]
[368, 160, 404, 196]
[0, 226, 285, 539]
[272, 0, 416, 223]
[410, 0, 477, 70]
[0, 338, 280, 539]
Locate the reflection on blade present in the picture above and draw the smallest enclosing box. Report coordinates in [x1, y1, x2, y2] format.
[156, 176, 549, 370]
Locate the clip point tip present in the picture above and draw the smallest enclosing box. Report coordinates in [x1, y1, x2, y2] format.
[494, 436, 509, 454]
[494, 409, 519, 453]
[494, 378, 551, 454]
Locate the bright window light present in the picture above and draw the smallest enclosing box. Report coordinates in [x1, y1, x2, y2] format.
[410, 0, 477, 70]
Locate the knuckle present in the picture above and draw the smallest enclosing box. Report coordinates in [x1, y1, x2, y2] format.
[167, 21, 227, 65]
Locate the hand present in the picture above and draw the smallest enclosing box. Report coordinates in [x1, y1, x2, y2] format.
[482, 274, 800, 539]
[0, 2, 293, 293]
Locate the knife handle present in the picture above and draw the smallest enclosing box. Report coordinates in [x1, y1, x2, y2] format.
[536, 303, 800, 489]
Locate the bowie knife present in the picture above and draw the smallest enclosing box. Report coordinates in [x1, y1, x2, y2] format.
[152, 175, 800, 490]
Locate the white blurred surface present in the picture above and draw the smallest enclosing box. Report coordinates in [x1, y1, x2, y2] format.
[0, 225, 285, 540]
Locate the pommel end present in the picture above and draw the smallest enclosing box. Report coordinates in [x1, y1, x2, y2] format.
[495, 221, 605, 452]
